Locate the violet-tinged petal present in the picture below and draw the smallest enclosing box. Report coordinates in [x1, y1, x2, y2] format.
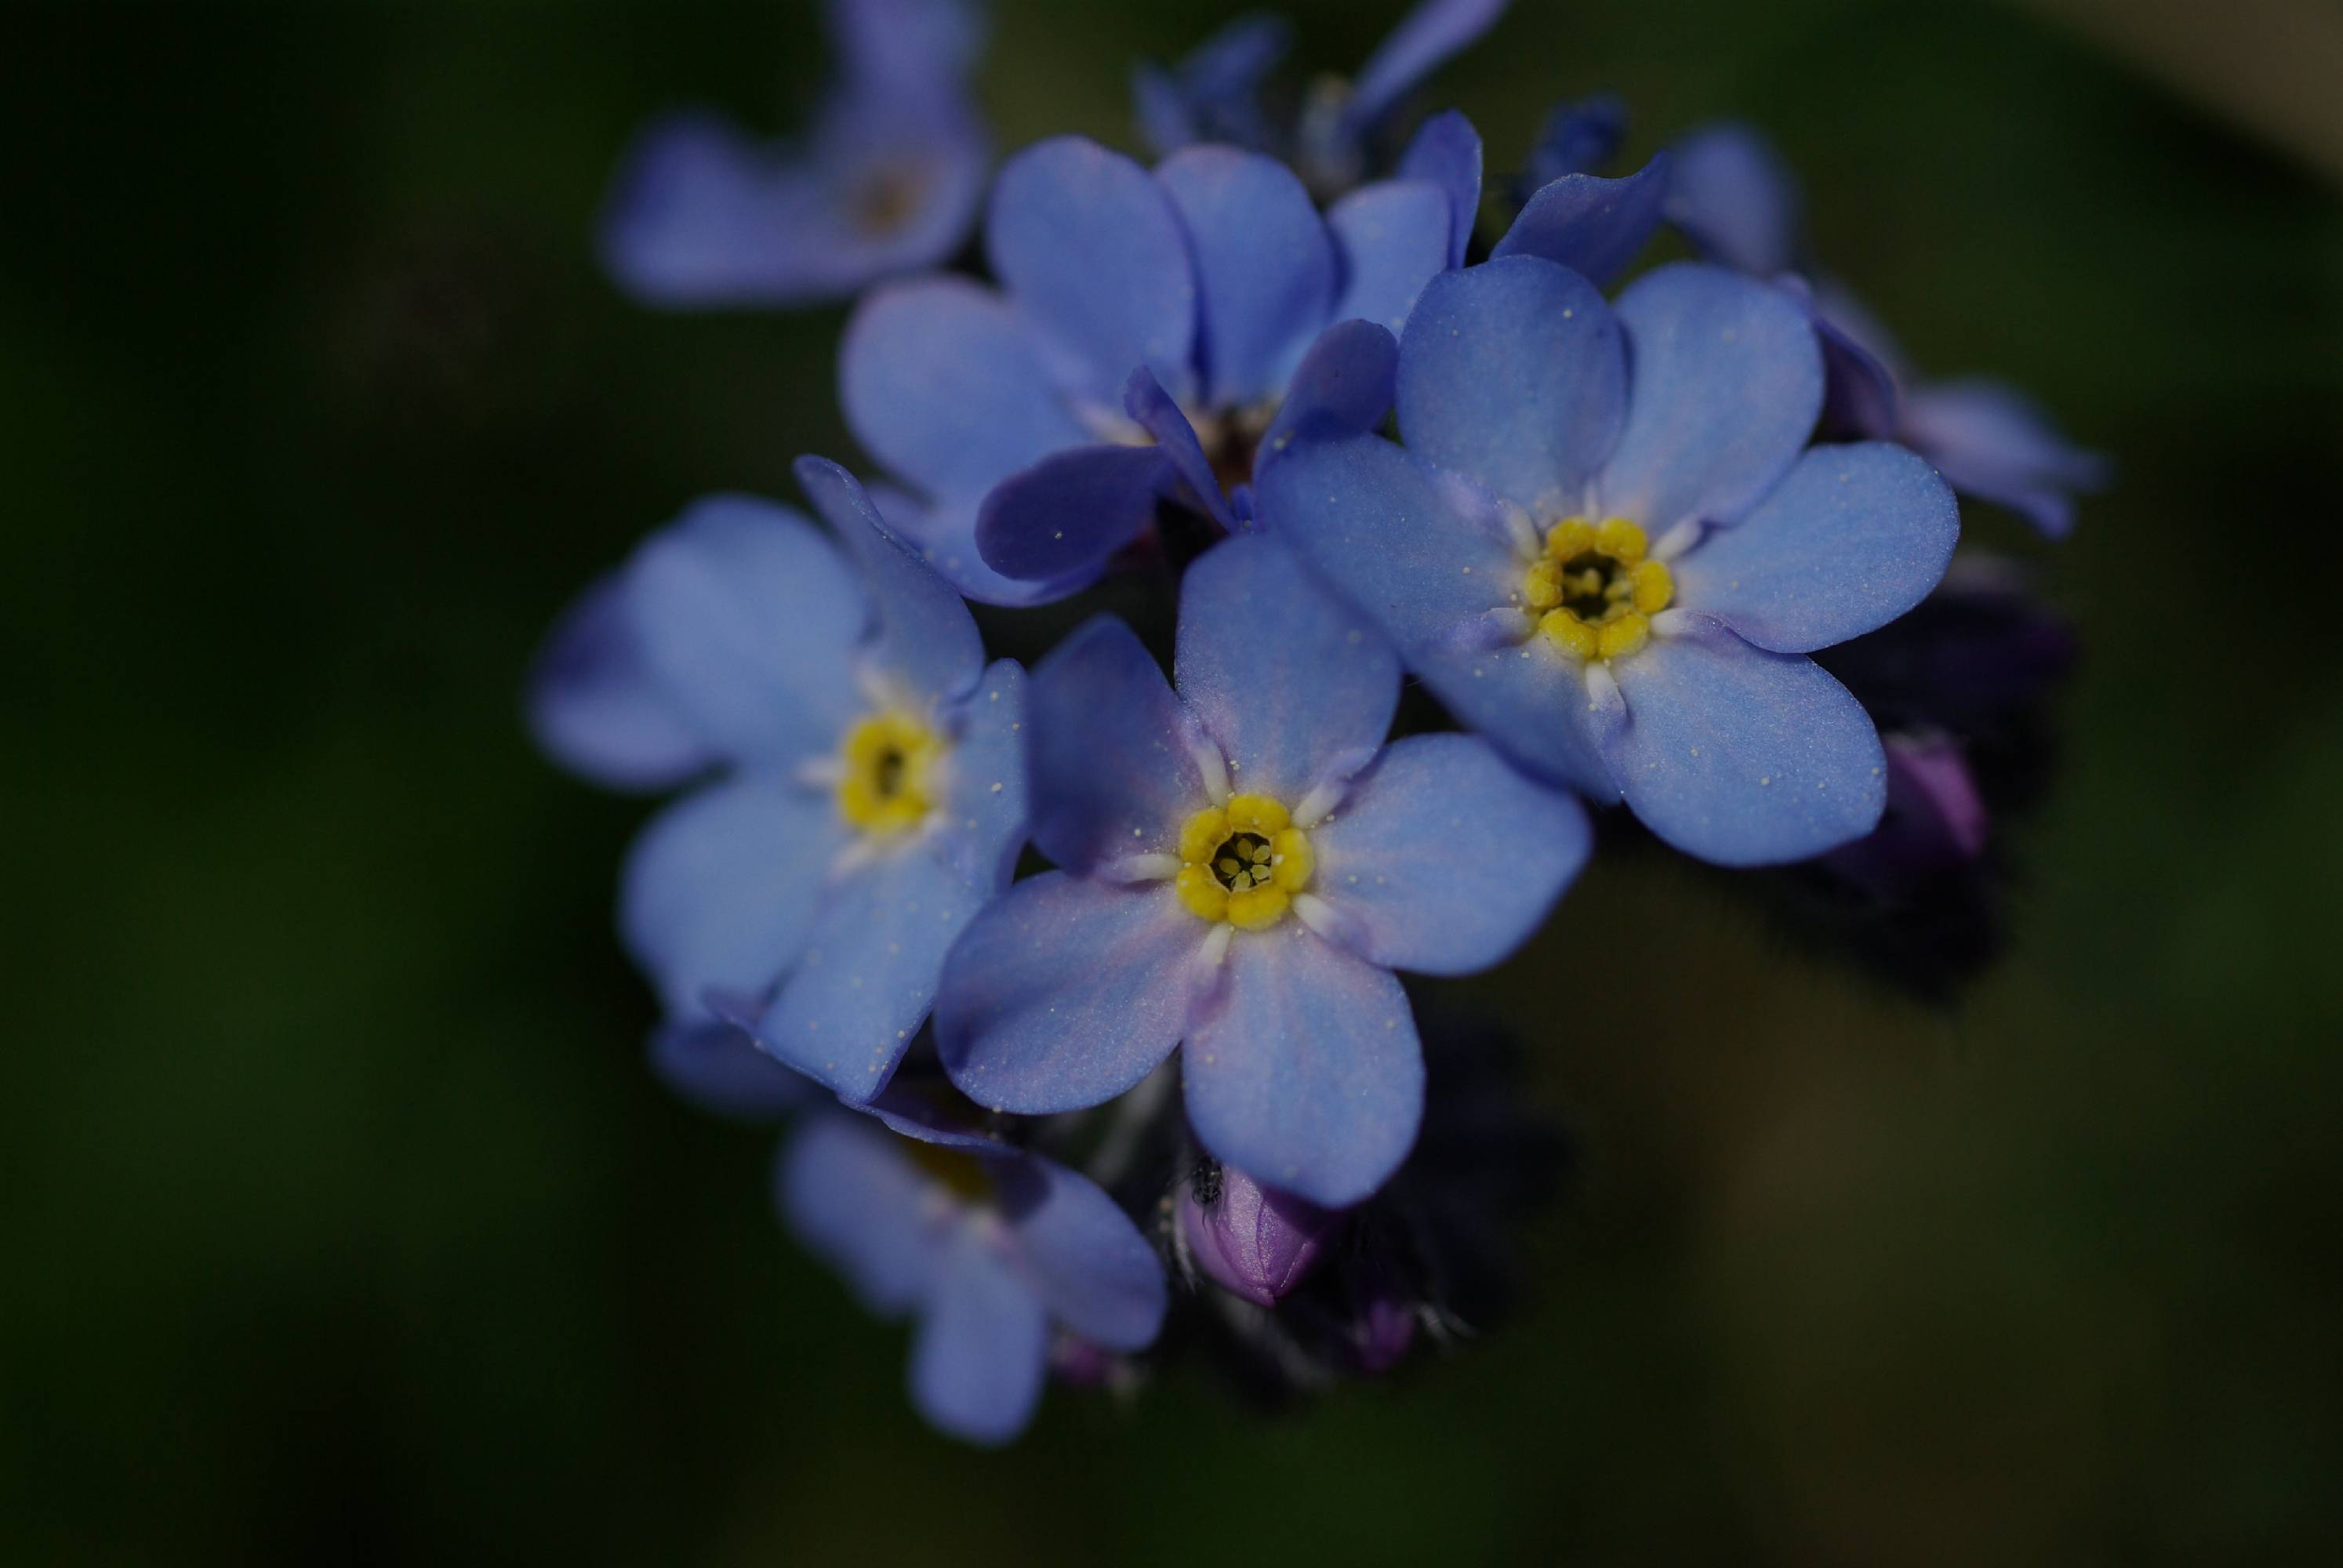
[1178, 1166, 1337, 1307]
[1673, 443, 1960, 654]
[526, 571, 712, 793]
[778, 1112, 950, 1318]
[1025, 615, 1211, 870]
[1900, 378, 2109, 540]
[1175, 533, 1400, 803]
[623, 495, 864, 768]
[797, 457, 986, 703]
[1820, 734, 1990, 898]
[648, 1017, 807, 1122]
[1664, 121, 1804, 276]
[619, 775, 842, 1017]
[1604, 624, 1886, 866]
[997, 1155, 1168, 1350]
[1397, 256, 1628, 517]
[1491, 152, 1671, 289]
[1815, 307, 1905, 441]
[1262, 319, 1399, 453]
[987, 137, 1198, 405]
[1595, 263, 1823, 533]
[857, 1082, 1013, 1153]
[1311, 732, 1590, 975]
[910, 1228, 1052, 1446]
[935, 873, 1202, 1112]
[1326, 178, 1454, 337]
[1125, 368, 1236, 528]
[1184, 927, 1425, 1207]
[1155, 147, 1338, 408]
[1347, 0, 1511, 136]
[870, 488, 1102, 608]
[841, 277, 1092, 504]
[1397, 109, 1484, 267]
[934, 659, 1031, 895]
[974, 444, 1177, 583]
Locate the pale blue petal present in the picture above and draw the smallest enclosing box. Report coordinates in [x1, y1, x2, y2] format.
[1605, 624, 1886, 866]
[527, 572, 712, 793]
[1310, 732, 1589, 975]
[1347, 0, 1510, 135]
[986, 137, 1197, 405]
[1397, 256, 1628, 517]
[1900, 378, 2109, 540]
[1408, 636, 1620, 800]
[1594, 263, 1824, 533]
[933, 659, 1031, 895]
[1664, 122, 1804, 276]
[910, 1229, 1051, 1446]
[648, 1018, 805, 1121]
[1025, 616, 1211, 869]
[841, 277, 1092, 505]
[1491, 153, 1671, 289]
[1672, 443, 1960, 654]
[935, 873, 1203, 1113]
[974, 444, 1176, 584]
[997, 1155, 1168, 1350]
[619, 775, 843, 1017]
[1327, 179, 1452, 336]
[869, 488, 1102, 608]
[1155, 147, 1337, 408]
[778, 1112, 951, 1318]
[1175, 534, 1399, 801]
[623, 495, 864, 768]
[1183, 927, 1423, 1207]
[1397, 109, 1483, 267]
[795, 456, 985, 702]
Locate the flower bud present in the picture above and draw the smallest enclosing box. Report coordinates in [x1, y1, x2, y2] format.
[1178, 1162, 1338, 1307]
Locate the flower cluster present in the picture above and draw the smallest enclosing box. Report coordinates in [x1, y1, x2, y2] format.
[534, 0, 2098, 1443]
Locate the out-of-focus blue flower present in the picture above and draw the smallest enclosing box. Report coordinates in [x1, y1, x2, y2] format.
[526, 458, 1028, 1105]
[778, 1101, 1166, 1446]
[599, 0, 989, 309]
[932, 533, 1590, 1205]
[1518, 93, 1629, 196]
[841, 132, 1468, 605]
[1255, 259, 1962, 867]
[1666, 122, 2109, 536]
[1179, 1162, 1337, 1307]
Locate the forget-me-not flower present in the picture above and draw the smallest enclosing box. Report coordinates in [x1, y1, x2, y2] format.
[779, 1095, 1166, 1445]
[932, 533, 1590, 1206]
[1253, 258, 1962, 867]
[1666, 121, 2108, 536]
[600, 0, 989, 309]
[527, 458, 1027, 1102]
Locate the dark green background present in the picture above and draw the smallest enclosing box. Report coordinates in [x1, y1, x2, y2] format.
[6, 1, 2340, 1562]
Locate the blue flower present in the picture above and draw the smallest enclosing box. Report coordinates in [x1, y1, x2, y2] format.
[778, 1097, 1166, 1446]
[932, 533, 1591, 1205]
[599, 0, 989, 309]
[841, 132, 1466, 605]
[1666, 121, 2109, 536]
[1254, 258, 1962, 867]
[526, 458, 1028, 1103]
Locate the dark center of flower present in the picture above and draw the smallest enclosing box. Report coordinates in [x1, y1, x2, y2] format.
[1557, 550, 1629, 621]
[1211, 830, 1277, 891]
[906, 1139, 992, 1204]
[848, 164, 932, 238]
[872, 744, 907, 800]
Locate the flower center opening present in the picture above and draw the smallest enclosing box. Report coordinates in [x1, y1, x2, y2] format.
[836, 711, 940, 838]
[845, 162, 933, 238]
[1521, 517, 1673, 662]
[906, 1138, 993, 1204]
[1175, 793, 1314, 931]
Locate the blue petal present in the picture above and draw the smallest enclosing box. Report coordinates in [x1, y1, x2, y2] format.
[1326, 178, 1453, 339]
[1310, 732, 1589, 975]
[760, 844, 985, 1101]
[868, 487, 1102, 608]
[1524, 93, 1628, 188]
[1397, 256, 1628, 516]
[1024, 616, 1211, 870]
[1411, 635, 1620, 800]
[1491, 153, 1672, 289]
[858, 1082, 1011, 1153]
[619, 775, 841, 1017]
[1900, 379, 2109, 540]
[1155, 147, 1337, 408]
[1815, 307, 1904, 441]
[1175, 534, 1399, 802]
[526, 571, 712, 793]
[1183, 927, 1423, 1207]
[1262, 319, 1398, 453]
[648, 1017, 807, 1121]
[1595, 263, 1823, 532]
[1604, 624, 1886, 866]
[933, 659, 1032, 895]
[777, 1112, 950, 1318]
[1397, 110, 1484, 267]
[997, 1155, 1168, 1351]
[1347, 0, 1511, 136]
[795, 457, 985, 702]
[1135, 13, 1293, 158]
[826, 0, 986, 87]
[974, 444, 1176, 583]
[986, 137, 1197, 405]
[623, 495, 864, 768]
[935, 873, 1203, 1113]
[841, 277, 1092, 505]
[1672, 443, 1960, 653]
[1663, 122, 1804, 276]
[1126, 368, 1236, 528]
[910, 1229, 1051, 1446]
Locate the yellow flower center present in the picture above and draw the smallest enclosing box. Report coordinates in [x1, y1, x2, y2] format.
[1522, 517, 1673, 662]
[1174, 793, 1315, 931]
[834, 711, 941, 838]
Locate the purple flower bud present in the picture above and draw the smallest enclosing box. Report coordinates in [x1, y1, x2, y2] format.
[1349, 1290, 1419, 1374]
[1179, 1163, 1339, 1308]
[1049, 1333, 1118, 1390]
[1822, 732, 1989, 898]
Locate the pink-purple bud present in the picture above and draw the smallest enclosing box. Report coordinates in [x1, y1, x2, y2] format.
[1179, 1163, 1339, 1307]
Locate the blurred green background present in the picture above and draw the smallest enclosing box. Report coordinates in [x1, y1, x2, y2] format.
[5, 1, 2341, 1562]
